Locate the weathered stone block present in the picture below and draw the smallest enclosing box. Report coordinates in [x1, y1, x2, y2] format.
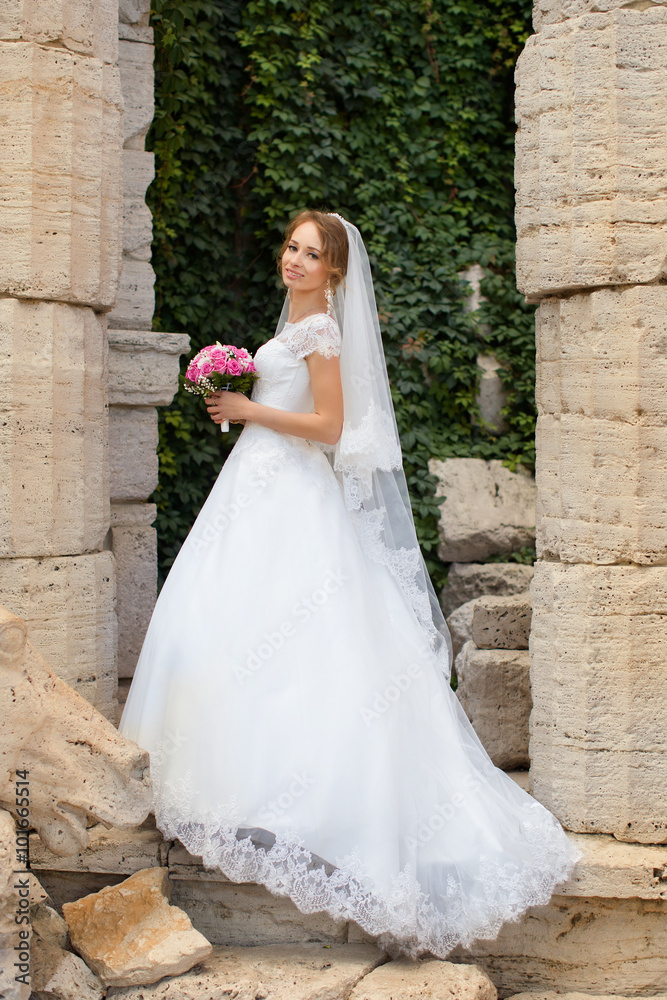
[0, 299, 109, 557]
[537, 413, 667, 565]
[0, 604, 151, 856]
[118, 39, 154, 150]
[118, 21, 153, 44]
[350, 959, 498, 1000]
[348, 958, 497, 999]
[445, 598, 478, 660]
[440, 562, 535, 617]
[106, 943, 386, 1000]
[109, 409, 158, 502]
[0, 553, 117, 718]
[29, 821, 165, 878]
[110, 504, 157, 677]
[30, 899, 69, 949]
[471, 594, 531, 650]
[512, 994, 667, 1000]
[533, 0, 667, 31]
[456, 642, 531, 770]
[108, 330, 190, 405]
[63, 868, 212, 986]
[0, 42, 123, 307]
[32, 937, 105, 999]
[555, 830, 667, 902]
[535, 288, 667, 565]
[530, 561, 667, 842]
[119, 0, 151, 29]
[430, 458, 536, 563]
[515, 8, 667, 300]
[106, 260, 156, 330]
[0, 0, 118, 62]
[456, 895, 667, 997]
[169, 877, 349, 948]
[476, 354, 509, 435]
[122, 150, 154, 261]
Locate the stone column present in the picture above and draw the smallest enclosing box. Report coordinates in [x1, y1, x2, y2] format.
[515, 0, 667, 842]
[0, 1, 122, 719]
[109, 1, 189, 680]
[0, 0, 189, 715]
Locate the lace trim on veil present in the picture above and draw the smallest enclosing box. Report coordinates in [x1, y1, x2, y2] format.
[151, 751, 580, 960]
[335, 399, 402, 495]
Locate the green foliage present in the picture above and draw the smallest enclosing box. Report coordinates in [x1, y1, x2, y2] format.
[486, 545, 536, 565]
[148, 0, 535, 588]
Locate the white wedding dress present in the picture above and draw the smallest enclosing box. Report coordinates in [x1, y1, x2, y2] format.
[119, 312, 580, 959]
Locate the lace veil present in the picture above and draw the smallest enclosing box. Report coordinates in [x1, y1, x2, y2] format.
[276, 215, 453, 679]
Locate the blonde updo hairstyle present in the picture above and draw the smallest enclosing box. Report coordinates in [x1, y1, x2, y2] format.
[277, 210, 349, 291]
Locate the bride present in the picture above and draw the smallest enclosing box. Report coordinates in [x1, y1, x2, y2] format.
[119, 210, 580, 959]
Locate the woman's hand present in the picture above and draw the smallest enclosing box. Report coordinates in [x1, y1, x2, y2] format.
[205, 390, 253, 425]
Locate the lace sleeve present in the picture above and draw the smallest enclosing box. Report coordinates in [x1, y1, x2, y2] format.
[279, 314, 341, 361]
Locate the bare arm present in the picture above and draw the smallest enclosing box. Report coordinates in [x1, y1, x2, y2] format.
[205, 351, 344, 446]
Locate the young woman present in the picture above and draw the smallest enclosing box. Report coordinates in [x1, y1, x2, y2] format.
[119, 210, 580, 959]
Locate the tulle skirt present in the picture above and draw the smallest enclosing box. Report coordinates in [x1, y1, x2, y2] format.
[119, 421, 580, 958]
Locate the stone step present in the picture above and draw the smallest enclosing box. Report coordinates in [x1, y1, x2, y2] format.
[509, 996, 667, 1000]
[28, 797, 667, 996]
[103, 944, 497, 999]
[28, 801, 667, 905]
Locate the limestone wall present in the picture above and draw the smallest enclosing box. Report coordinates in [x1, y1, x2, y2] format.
[108, 3, 188, 680]
[515, 0, 667, 841]
[0, 0, 188, 715]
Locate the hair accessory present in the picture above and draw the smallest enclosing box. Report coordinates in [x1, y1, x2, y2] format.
[327, 212, 348, 225]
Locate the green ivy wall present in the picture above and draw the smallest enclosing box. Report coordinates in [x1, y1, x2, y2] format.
[148, 0, 535, 589]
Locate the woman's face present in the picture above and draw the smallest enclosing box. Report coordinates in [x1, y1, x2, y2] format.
[281, 221, 329, 294]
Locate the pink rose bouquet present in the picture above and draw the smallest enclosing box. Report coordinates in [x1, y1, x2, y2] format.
[183, 343, 259, 432]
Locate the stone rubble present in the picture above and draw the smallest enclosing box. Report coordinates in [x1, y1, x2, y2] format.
[63, 867, 213, 987]
[429, 459, 536, 563]
[456, 643, 531, 770]
[471, 594, 531, 650]
[106, 942, 386, 999]
[445, 598, 478, 660]
[31, 937, 106, 1000]
[0, 604, 152, 855]
[440, 563, 534, 618]
[348, 957, 497, 999]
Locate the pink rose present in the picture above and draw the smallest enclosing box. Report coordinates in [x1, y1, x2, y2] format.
[209, 347, 226, 360]
[213, 357, 227, 373]
[226, 359, 242, 376]
[199, 361, 214, 375]
[185, 364, 199, 382]
[246, 360, 257, 373]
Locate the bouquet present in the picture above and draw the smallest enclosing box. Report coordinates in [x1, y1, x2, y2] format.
[183, 343, 259, 432]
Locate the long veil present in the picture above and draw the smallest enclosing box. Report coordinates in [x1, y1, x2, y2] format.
[275, 216, 453, 679]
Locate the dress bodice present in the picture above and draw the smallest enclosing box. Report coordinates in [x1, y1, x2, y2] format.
[233, 312, 341, 475]
[249, 313, 341, 414]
